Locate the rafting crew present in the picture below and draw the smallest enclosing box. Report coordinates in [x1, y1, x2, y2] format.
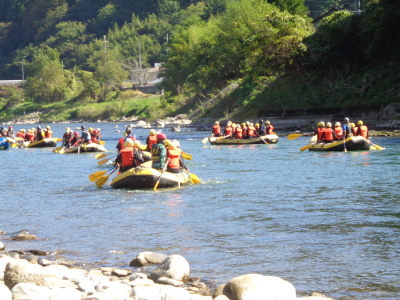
[213, 120, 275, 140]
[314, 118, 370, 144]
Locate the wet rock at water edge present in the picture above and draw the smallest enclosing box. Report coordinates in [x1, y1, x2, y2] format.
[4, 258, 46, 289]
[11, 231, 39, 241]
[149, 254, 190, 284]
[27, 250, 50, 256]
[222, 274, 296, 300]
[129, 251, 169, 267]
[0, 242, 5, 251]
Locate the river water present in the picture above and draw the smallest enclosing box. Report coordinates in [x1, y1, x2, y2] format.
[0, 122, 399, 299]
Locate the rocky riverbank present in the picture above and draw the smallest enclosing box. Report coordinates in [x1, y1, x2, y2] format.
[0, 233, 334, 300]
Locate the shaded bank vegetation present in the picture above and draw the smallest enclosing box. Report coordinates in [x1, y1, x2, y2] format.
[0, 0, 399, 122]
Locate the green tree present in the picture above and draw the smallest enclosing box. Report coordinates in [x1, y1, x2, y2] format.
[24, 47, 72, 103]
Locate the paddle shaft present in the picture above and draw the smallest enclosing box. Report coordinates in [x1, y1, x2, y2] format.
[154, 159, 169, 190]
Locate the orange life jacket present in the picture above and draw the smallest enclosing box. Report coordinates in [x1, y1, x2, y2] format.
[26, 133, 35, 142]
[334, 127, 343, 139]
[120, 147, 134, 167]
[323, 128, 334, 141]
[357, 125, 368, 138]
[247, 126, 255, 136]
[147, 135, 157, 150]
[352, 127, 358, 136]
[16, 132, 25, 138]
[317, 128, 325, 141]
[45, 130, 53, 138]
[167, 148, 181, 169]
[266, 125, 274, 134]
[212, 124, 221, 135]
[235, 127, 243, 138]
[224, 126, 233, 136]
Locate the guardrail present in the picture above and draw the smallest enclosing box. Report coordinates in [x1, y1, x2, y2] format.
[0, 80, 25, 86]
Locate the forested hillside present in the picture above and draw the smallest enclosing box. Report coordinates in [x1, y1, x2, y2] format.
[0, 0, 399, 122]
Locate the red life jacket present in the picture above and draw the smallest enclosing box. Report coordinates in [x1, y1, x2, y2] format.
[323, 128, 334, 141]
[16, 132, 25, 138]
[147, 135, 157, 150]
[224, 126, 233, 136]
[212, 124, 221, 135]
[357, 125, 368, 138]
[266, 125, 274, 134]
[120, 147, 134, 167]
[26, 133, 35, 142]
[117, 137, 125, 151]
[317, 128, 325, 141]
[334, 127, 343, 139]
[167, 148, 181, 169]
[235, 127, 243, 138]
[45, 130, 53, 138]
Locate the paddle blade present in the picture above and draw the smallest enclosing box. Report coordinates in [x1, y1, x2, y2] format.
[182, 152, 192, 160]
[202, 137, 209, 144]
[96, 153, 108, 159]
[300, 144, 312, 152]
[99, 141, 105, 145]
[371, 142, 384, 150]
[95, 175, 109, 187]
[288, 133, 302, 140]
[88, 170, 107, 182]
[98, 158, 110, 166]
[54, 138, 63, 142]
[189, 173, 201, 184]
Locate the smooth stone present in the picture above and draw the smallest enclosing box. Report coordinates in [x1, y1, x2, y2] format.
[130, 284, 190, 300]
[223, 274, 296, 300]
[49, 286, 82, 300]
[4, 258, 45, 289]
[11, 282, 50, 300]
[149, 254, 190, 283]
[130, 251, 169, 267]
[0, 283, 12, 300]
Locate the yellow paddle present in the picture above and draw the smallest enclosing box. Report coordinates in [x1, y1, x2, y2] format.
[96, 152, 109, 159]
[202, 136, 211, 144]
[182, 152, 192, 160]
[95, 168, 118, 187]
[154, 160, 169, 190]
[98, 158, 111, 166]
[99, 141, 105, 145]
[88, 167, 115, 182]
[288, 133, 302, 140]
[369, 140, 384, 150]
[189, 173, 201, 184]
[300, 144, 312, 152]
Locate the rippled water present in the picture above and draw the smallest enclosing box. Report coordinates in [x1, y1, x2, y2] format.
[1, 123, 399, 299]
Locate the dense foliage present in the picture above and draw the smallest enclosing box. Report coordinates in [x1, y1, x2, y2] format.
[0, 0, 398, 121]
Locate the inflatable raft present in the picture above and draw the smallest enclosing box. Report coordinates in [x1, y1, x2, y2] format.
[110, 167, 192, 189]
[24, 138, 58, 148]
[0, 137, 11, 150]
[307, 136, 371, 152]
[53, 143, 107, 153]
[209, 134, 278, 145]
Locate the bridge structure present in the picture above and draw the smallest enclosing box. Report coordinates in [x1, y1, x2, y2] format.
[0, 80, 24, 86]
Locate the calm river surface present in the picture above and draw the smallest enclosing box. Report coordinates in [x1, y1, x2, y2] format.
[0, 122, 399, 299]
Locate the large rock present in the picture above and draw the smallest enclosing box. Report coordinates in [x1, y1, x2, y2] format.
[130, 284, 190, 300]
[49, 286, 82, 300]
[11, 282, 50, 300]
[130, 252, 169, 267]
[0, 256, 13, 280]
[149, 254, 190, 283]
[223, 274, 296, 300]
[4, 259, 46, 289]
[11, 231, 39, 241]
[0, 283, 12, 300]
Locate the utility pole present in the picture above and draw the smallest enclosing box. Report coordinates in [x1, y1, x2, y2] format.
[22, 56, 26, 81]
[138, 42, 142, 86]
[103, 35, 108, 52]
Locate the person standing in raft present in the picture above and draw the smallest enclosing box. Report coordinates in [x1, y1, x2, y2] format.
[146, 129, 158, 151]
[164, 140, 187, 173]
[35, 126, 45, 141]
[321, 122, 335, 143]
[342, 117, 352, 138]
[80, 126, 92, 144]
[115, 140, 150, 173]
[258, 120, 265, 135]
[151, 133, 167, 170]
[212, 121, 221, 137]
[356, 120, 369, 139]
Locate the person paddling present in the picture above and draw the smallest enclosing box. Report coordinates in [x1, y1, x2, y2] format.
[151, 133, 167, 170]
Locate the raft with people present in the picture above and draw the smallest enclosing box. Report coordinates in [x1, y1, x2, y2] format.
[53, 143, 107, 154]
[303, 136, 371, 152]
[110, 165, 194, 189]
[23, 138, 58, 148]
[209, 134, 279, 145]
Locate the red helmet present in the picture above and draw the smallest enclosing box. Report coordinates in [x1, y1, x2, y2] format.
[74, 131, 79, 136]
[156, 133, 167, 141]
